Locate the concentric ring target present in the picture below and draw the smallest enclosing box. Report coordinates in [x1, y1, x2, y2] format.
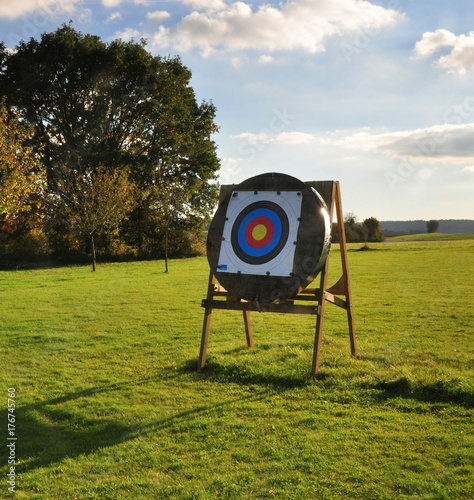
[217, 190, 301, 277]
[206, 173, 331, 303]
[231, 201, 289, 265]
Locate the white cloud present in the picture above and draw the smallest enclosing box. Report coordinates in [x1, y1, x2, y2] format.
[182, 0, 226, 10]
[270, 132, 317, 144]
[106, 11, 122, 23]
[234, 122, 474, 166]
[115, 27, 142, 42]
[219, 156, 246, 184]
[0, 0, 147, 17]
[462, 165, 474, 173]
[437, 34, 474, 75]
[418, 167, 438, 180]
[231, 131, 271, 144]
[414, 29, 474, 75]
[77, 7, 92, 23]
[231, 131, 317, 145]
[151, 0, 402, 56]
[413, 29, 457, 57]
[230, 56, 244, 68]
[0, 0, 79, 19]
[102, 0, 123, 7]
[102, 0, 149, 7]
[147, 10, 171, 23]
[259, 55, 274, 64]
[325, 123, 474, 163]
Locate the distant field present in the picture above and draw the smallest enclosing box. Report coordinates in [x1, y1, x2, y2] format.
[386, 232, 474, 241]
[2, 239, 473, 499]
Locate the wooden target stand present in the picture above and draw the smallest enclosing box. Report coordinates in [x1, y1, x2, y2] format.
[198, 180, 357, 378]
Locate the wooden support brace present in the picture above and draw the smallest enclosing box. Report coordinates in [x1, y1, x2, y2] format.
[201, 299, 319, 315]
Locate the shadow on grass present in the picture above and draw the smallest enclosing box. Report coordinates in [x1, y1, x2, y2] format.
[183, 358, 310, 389]
[369, 376, 474, 408]
[16, 408, 133, 472]
[12, 381, 152, 472]
[12, 374, 273, 473]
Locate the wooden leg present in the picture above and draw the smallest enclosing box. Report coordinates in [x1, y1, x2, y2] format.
[198, 270, 217, 372]
[334, 181, 358, 359]
[197, 307, 212, 372]
[312, 301, 325, 378]
[347, 300, 358, 358]
[243, 311, 254, 347]
[311, 260, 329, 378]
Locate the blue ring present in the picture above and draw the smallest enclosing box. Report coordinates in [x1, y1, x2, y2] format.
[237, 208, 283, 257]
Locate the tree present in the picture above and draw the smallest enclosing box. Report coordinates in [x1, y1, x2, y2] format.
[332, 213, 385, 244]
[427, 220, 439, 233]
[46, 166, 136, 270]
[0, 100, 44, 216]
[332, 212, 366, 243]
[142, 175, 217, 271]
[362, 217, 385, 242]
[0, 25, 219, 259]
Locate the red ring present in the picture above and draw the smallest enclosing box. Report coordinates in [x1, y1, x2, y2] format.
[244, 216, 274, 248]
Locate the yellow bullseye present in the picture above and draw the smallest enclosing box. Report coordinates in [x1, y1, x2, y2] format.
[252, 224, 267, 241]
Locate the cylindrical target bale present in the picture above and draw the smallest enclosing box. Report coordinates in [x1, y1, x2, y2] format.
[207, 172, 330, 303]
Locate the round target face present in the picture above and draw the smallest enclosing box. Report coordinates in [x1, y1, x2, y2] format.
[206, 172, 331, 303]
[231, 201, 289, 265]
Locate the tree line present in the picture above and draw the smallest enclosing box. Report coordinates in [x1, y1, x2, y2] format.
[331, 212, 385, 244]
[0, 25, 220, 269]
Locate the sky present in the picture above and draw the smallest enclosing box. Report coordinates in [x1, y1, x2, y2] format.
[1, 0, 474, 221]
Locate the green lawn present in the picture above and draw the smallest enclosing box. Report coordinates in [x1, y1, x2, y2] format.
[386, 232, 474, 241]
[2, 239, 473, 499]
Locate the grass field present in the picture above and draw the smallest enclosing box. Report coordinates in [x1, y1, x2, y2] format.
[387, 233, 474, 242]
[2, 238, 473, 499]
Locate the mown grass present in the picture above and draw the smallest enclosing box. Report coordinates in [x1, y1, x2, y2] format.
[1, 239, 473, 499]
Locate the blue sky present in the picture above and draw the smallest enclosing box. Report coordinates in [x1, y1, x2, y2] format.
[1, 0, 474, 221]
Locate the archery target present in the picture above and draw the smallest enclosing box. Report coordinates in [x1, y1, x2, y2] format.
[206, 172, 331, 303]
[217, 191, 302, 276]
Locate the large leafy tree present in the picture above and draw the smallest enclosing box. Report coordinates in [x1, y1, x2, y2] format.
[0, 25, 220, 258]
